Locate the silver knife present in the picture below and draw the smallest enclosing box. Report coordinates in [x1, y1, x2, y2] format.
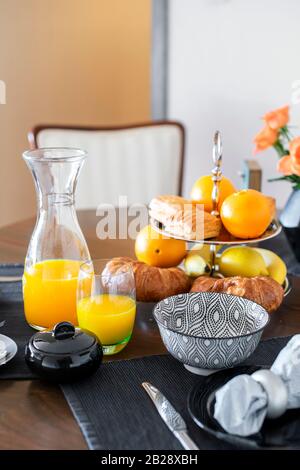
[142, 382, 199, 451]
[0, 276, 22, 282]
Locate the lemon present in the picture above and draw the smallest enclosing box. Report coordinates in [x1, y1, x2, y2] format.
[219, 246, 268, 278]
[253, 248, 287, 285]
[183, 252, 211, 278]
[189, 243, 221, 263]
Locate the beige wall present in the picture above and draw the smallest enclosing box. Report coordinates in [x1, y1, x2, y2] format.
[0, 0, 151, 226]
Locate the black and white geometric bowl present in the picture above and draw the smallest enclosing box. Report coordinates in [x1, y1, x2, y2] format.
[153, 292, 269, 375]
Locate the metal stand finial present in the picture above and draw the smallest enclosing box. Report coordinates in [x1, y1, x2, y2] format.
[211, 131, 223, 218]
[210, 131, 223, 275]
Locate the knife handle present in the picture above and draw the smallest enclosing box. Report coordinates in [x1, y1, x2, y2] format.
[0, 276, 22, 282]
[174, 430, 199, 451]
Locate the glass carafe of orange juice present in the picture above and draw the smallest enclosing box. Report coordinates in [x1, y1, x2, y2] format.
[22, 148, 90, 330]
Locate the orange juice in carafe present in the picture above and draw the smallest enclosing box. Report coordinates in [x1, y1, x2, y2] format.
[22, 148, 90, 330]
[23, 259, 82, 329]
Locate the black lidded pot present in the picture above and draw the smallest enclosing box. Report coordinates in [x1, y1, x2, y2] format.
[25, 321, 103, 382]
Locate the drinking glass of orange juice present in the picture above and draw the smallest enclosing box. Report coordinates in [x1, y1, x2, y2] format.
[77, 259, 136, 355]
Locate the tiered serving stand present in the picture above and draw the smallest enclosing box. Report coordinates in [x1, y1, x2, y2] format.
[151, 131, 290, 295]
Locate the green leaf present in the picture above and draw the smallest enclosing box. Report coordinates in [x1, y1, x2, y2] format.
[273, 140, 289, 157]
[268, 176, 289, 183]
[268, 174, 300, 185]
[280, 125, 292, 142]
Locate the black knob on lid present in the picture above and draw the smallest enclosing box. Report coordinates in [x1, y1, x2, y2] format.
[53, 322, 76, 340]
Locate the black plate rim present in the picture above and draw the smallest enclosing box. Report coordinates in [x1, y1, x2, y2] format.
[187, 365, 300, 450]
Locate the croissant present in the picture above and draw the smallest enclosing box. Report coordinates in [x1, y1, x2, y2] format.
[149, 195, 221, 240]
[190, 275, 284, 313]
[105, 257, 191, 302]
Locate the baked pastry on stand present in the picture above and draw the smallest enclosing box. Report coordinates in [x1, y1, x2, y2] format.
[149, 195, 221, 240]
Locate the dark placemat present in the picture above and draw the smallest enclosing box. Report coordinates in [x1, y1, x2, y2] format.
[0, 264, 37, 379]
[0, 264, 159, 380]
[0, 264, 23, 302]
[61, 336, 291, 451]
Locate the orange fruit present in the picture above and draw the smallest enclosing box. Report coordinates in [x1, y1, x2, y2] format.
[220, 189, 272, 239]
[191, 175, 236, 212]
[135, 225, 187, 268]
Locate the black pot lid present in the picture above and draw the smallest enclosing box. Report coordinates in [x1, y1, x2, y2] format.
[32, 321, 97, 355]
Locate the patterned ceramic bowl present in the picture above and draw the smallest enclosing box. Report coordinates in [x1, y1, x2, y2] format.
[153, 292, 269, 375]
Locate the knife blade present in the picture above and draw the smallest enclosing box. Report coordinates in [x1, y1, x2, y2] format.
[142, 382, 199, 451]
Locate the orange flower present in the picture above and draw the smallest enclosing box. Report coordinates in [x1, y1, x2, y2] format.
[277, 155, 292, 175]
[277, 137, 300, 176]
[289, 137, 300, 162]
[291, 160, 300, 175]
[254, 125, 278, 153]
[289, 137, 300, 175]
[263, 105, 289, 130]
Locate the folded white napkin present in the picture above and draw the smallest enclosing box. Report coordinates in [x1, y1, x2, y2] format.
[214, 335, 300, 436]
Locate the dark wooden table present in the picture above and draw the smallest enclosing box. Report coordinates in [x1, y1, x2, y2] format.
[0, 210, 299, 449]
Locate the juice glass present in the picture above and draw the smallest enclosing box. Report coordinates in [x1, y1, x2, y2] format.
[77, 259, 136, 355]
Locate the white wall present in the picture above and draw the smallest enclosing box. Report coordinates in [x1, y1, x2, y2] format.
[168, 0, 300, 207]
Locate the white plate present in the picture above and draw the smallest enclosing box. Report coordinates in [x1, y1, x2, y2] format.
[0, 334, 18, 366]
